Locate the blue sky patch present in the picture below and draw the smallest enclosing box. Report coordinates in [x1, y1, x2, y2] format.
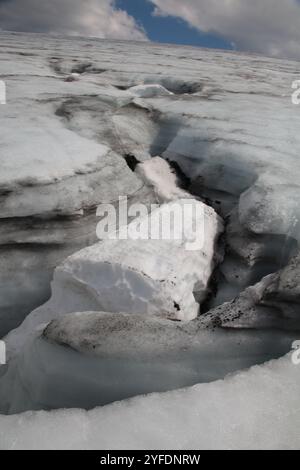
[116, 0, 234, 50]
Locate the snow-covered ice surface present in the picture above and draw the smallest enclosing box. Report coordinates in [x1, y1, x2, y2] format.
[135, 156, 191, 201]
[0, 352, 299, 450]
[128, 84, 173, 99]
[0, 31, 300, 449]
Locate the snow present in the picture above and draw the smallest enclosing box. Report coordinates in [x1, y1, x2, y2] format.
[0, 120, 108, 189]
[135, 156, 191, 202]
[128, 84, 173, 98]
[0, 102, 144, 218]
[0, 352, 299, 449]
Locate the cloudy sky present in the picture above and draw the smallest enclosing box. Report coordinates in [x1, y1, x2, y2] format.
[1, 0, 300, 60]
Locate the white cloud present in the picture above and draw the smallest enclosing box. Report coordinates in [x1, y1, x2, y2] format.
[150, 0, 300, 59]
[0, 0, 148, 41]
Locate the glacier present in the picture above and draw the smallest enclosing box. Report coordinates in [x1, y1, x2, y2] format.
[0, 352, 299, 450]
[0, 30, 299, 449]
[0, 312, 297, 415]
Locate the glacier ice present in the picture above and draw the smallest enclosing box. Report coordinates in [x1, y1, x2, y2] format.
[0, 351, 299, 449]
[202, 254, 300, 330]
[0, 30, 300, 449]
[1, 30, 300, 333]
[0, 312, 297, 415]
[135, 156, 191, 202]
[5, 198, 223, 357]
[128, 84, 174, 98]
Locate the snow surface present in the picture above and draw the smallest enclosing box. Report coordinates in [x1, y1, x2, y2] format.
[135, 156, 191, 202]
[128, 84, 173, 98]
[0, 352, 299, 450]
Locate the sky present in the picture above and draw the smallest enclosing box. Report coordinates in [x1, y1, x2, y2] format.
[0, 0, 300, 60]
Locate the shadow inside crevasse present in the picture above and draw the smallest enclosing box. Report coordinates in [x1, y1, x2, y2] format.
[0, 323, 298, 415]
